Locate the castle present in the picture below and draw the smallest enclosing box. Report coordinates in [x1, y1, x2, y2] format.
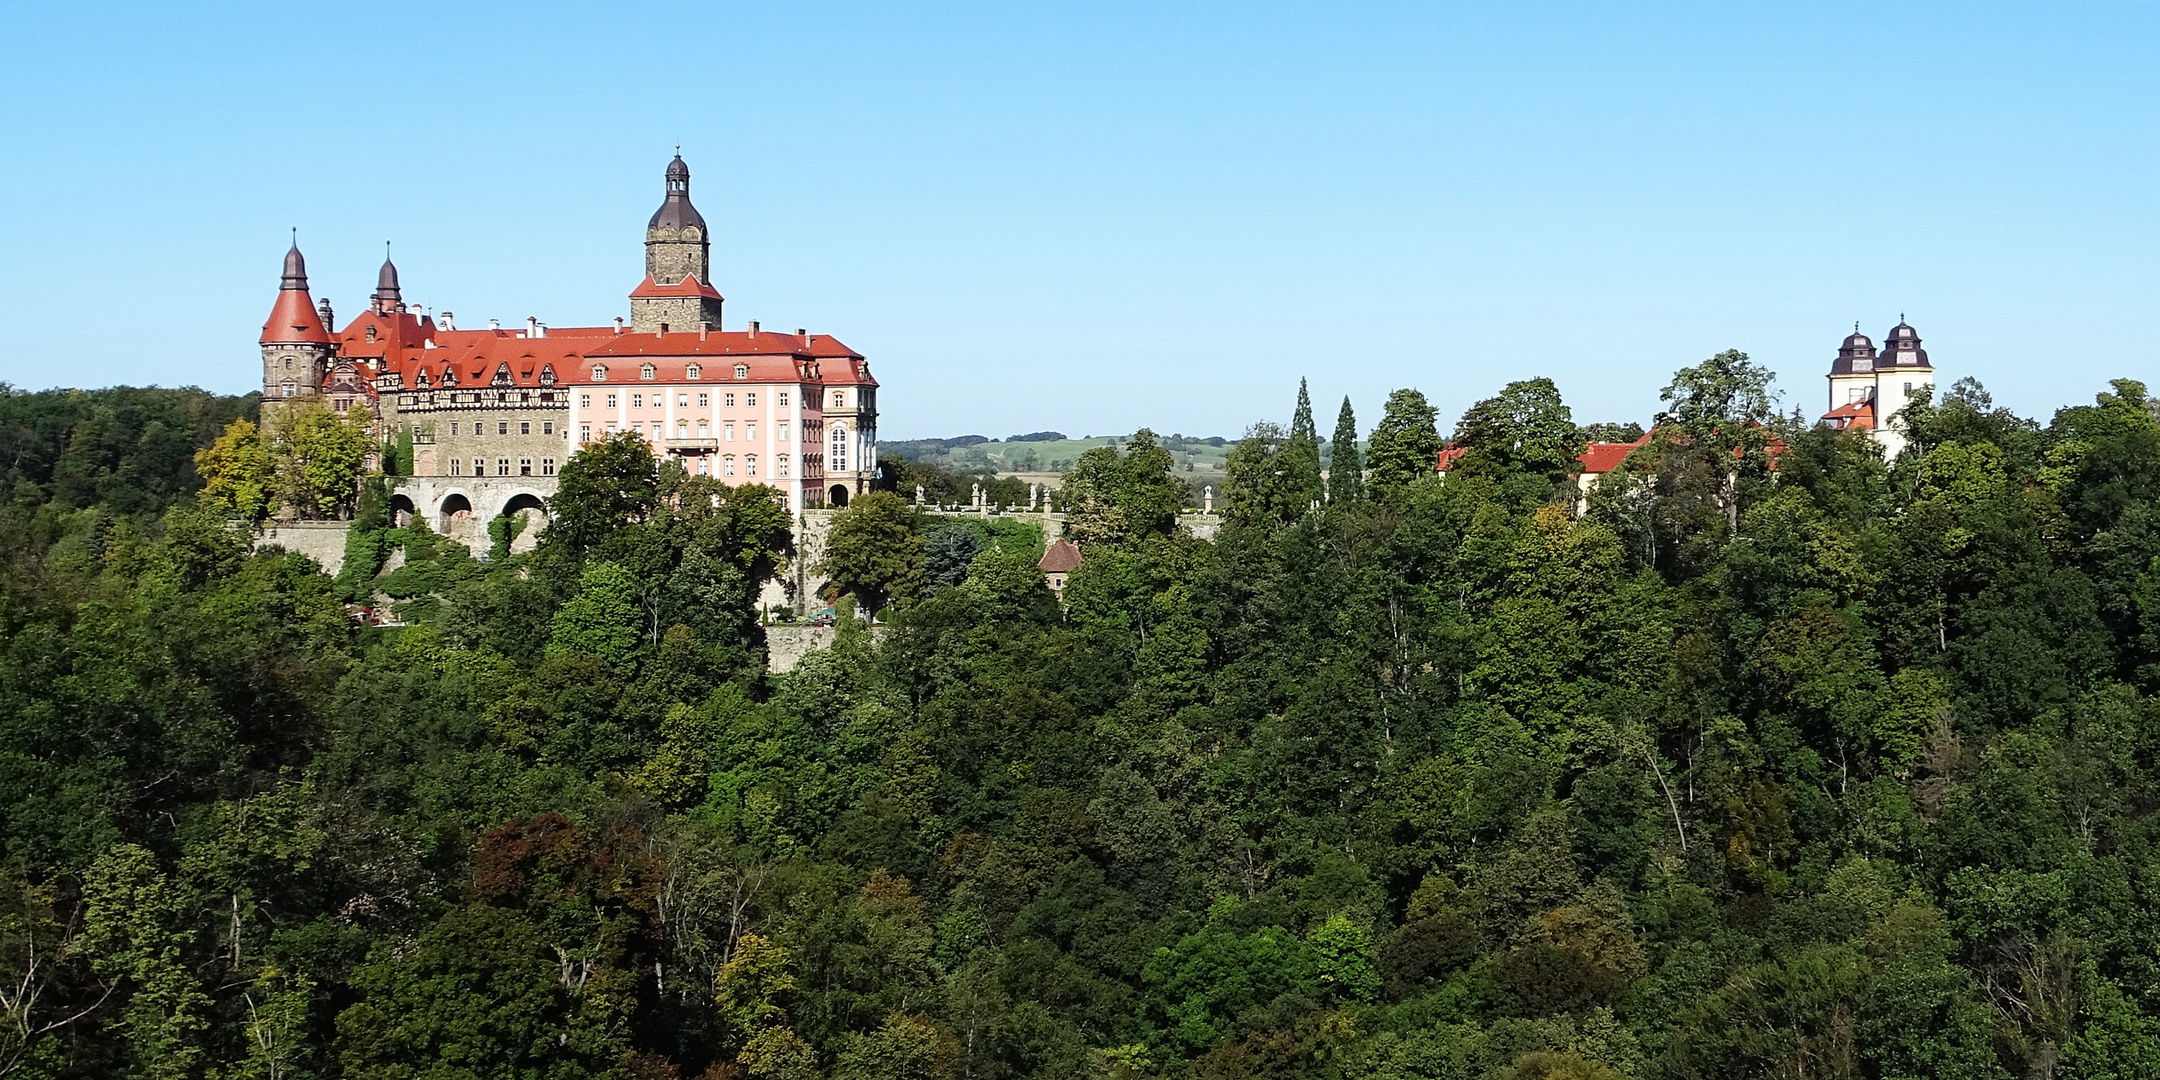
[258, 156, 880, 528]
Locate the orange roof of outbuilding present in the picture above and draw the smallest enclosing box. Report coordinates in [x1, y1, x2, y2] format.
[1578, 434, 1652, 474]
[1821, 400, 1876, 430]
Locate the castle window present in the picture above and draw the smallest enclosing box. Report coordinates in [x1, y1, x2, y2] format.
[606, 394, 617, 408]
[542, 458, 556, 475]
[497, 421, 509, 436]
[519, 421, 530, 435]
[677, 393, 689, 407]
[723, 456, 736, 477]
[777, 455, 790, 477]
[725, 424, 734, 442]
[724, 393, 735, 407]
[592, 366, 607, 381]
[697, 458, 708, 476]
[686, 364, 702, 379]
[698, 393, 709, 407]
[734, 364, 748, 379]
[631, 394, 642, 408]
[282, 379, 296, 397]
[830, 424, 848, 471]
[747, 422, 757, 441]
[580, 394, 591, 408]
[449, 422, 459, 435]
[519, 458, 532, 476]
[366, 326, 377, 343]
[698, 420, 709, 438]
[676, 421, 688, 438]
[450, 459, 461, 476]
[580, 424, 591, 443]
[542, 421, 554, 435]
[746, 455, 757, 477]
[640, 364, 655, 380]
[831, 391, 845, 408]
[777, 492, 788, 511]
[283, 357, 293, 370]
[746, 393, 757, 407]
[497, 458, 510, 476]
[778, 422, 789, 442]
[778, 391, 789, 407]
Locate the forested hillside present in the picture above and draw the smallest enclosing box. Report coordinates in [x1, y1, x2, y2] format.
[7, 357, 2160, 1080]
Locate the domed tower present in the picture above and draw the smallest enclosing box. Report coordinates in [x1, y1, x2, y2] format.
[1822, 320, 1934, 459]
[1826, 327, 1879, 411]
[260, 241, 335, 409]
[629, 155, 726, 333]
[372, 248, 403, 314]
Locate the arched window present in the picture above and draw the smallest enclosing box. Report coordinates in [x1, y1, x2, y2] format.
[686, 364, 701, 379]
[591, 365, 608, 381]
[777, 455, 790, 477]
[734, 364, 748, 379]
[745, 455, 757, 477]
[723, 456, 737, 477]
[640, 364, 656, 380]
[829, 424, 848, 472]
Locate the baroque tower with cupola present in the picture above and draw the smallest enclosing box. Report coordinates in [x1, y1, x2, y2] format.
[259, 242, 335, 409]
[1821, 319, 1936, 458]
[629, 155, 727, 333]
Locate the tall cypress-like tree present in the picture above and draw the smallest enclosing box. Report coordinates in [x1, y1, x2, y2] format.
[1329, 396, 1364, 503]
[1281, 379, 1323, 510]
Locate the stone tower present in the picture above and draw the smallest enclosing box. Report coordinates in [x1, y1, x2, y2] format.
[260, 242, 335, 407]
[629, 155, 726, 333]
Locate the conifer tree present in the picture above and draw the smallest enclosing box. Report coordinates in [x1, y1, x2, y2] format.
[1280, 378, 1323, 510]
[1329, 396, 1363, 503]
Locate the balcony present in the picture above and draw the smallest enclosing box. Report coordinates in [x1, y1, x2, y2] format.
[665, 438, 720, 452]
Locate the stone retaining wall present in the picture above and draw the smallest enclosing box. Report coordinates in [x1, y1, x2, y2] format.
[255, 521, 352, 576]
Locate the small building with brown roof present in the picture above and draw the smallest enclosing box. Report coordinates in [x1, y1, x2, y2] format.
[1038, 539, 1083, 598]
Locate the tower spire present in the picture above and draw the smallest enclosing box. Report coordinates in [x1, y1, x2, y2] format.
[374, 241, 403, 313]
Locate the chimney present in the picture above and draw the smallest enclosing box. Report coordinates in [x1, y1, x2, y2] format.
[525, 316, 538, 338]
[488, 318, 501, 331]
[613, 316, 624, 335]
[318, 298, 335, 328]
[748, 320, 759, 338]
[699, 322, 710, 341]
[440, 311, 455, 331]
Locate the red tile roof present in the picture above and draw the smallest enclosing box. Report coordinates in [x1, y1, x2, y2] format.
[1578, 434, 1652, 474]
[261, 287, 333, 344]
[1038, 539, 1083, 573]
[628, 274, 725, 300]
[1821, 399, 1876, 430]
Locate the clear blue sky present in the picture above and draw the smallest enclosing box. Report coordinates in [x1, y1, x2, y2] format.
[3, 2, 2155, 439]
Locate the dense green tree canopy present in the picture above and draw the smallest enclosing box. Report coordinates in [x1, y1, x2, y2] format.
[6, 372, 2160, 1079]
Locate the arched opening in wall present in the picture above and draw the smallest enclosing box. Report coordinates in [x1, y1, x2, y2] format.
[502, 493, 545, 517]
[828, 484, 850, 508]
[439, 493, 473, 531]
[390, 493, 416, 528]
